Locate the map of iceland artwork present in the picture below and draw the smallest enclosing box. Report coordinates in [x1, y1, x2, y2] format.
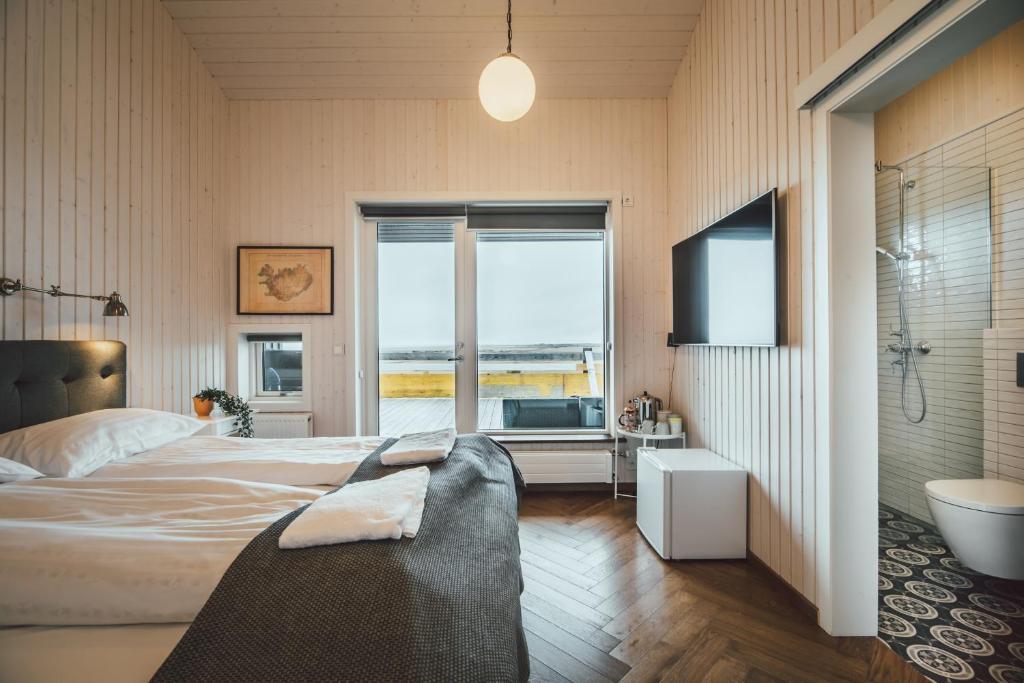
[237, 246, 334, 315]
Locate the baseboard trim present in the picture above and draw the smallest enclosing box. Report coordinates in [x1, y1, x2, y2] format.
[746, 551, 819, 623]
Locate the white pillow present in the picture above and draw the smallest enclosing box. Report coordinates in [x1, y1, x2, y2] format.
[0, 409, 204, 478]
[0, 456, 44, 483]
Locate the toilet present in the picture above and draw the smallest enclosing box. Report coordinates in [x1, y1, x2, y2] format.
[925, 479, 1024, 580]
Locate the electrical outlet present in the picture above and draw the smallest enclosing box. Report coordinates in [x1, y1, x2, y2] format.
[622, 195, 634, 207]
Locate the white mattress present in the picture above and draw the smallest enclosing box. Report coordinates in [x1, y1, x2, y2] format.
[0, 475, 326, 681]
[91, 435, 387, 486]
[0, 477, 322, 627]
[0, 435, 388, 681]
[0, 623, 186, 683]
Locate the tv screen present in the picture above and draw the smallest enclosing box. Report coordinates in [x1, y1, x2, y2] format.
[672, 188, 778, 347]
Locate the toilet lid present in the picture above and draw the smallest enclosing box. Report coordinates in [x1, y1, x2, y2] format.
[925, 479, 1024, 515]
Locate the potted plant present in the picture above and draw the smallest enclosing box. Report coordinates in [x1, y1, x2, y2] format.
[192, 388, 255, 438]
[192, 394, 215, 417]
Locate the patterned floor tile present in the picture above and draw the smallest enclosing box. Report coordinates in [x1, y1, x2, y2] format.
[878, 505, 1024, 683]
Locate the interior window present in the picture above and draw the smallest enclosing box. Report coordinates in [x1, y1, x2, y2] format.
[249, 335, 303, 397]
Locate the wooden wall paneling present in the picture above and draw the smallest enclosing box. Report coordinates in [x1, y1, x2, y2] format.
[222, 98, 669, 438]
[665, 0, 885, 603]
[23, 0, 41, 340]
[1, 0, 228, 413]
[41, 1, 59, 340]
[73, 0, 90, 341]
[875, 20, 1024, 163]
[4, 0, 24, 340]
[0, 0, 5, 341]
[58, 0, 74, 340]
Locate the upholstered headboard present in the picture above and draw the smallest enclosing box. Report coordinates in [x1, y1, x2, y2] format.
[0, 340, 127, 434]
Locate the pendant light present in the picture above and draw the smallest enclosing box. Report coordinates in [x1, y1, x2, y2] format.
[478, 0, 535, 122]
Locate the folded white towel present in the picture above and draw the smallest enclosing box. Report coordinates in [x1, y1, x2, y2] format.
[278, 467, 430, 549]
[380, 428, 456, 466]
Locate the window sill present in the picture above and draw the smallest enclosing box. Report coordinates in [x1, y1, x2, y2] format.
[490, 433, 612, 444]
[246, 399, 311, 413]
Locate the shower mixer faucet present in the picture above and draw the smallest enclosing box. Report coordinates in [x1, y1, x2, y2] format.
[886, 340, 932, 355]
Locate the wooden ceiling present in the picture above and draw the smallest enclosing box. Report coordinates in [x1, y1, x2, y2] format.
[161, 0, 704, 100]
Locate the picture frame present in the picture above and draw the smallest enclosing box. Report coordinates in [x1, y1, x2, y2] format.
[237, 245, 334, 315]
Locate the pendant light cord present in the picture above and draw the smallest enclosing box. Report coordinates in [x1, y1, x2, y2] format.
[506, 0, 513, 53]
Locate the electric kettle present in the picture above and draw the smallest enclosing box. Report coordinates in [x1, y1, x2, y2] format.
[631, 391, 663, 422]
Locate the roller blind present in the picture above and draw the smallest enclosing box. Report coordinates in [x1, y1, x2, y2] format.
[360, 204, 466, 219]
[467, 204, 607, 230]
[245, 333, 303, 343]
[361, 203, 607, 228]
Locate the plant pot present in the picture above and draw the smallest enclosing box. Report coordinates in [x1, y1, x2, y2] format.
[193, 397, 214, 417]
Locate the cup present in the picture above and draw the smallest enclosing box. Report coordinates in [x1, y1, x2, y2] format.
[654, 422, 670, 435]
[668, 415, 683, 435]
[640, 419, 655, 434]
[656, 410, 671, 424]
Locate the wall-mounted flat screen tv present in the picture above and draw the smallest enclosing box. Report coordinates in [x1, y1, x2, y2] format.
[671, 188, 778, 347]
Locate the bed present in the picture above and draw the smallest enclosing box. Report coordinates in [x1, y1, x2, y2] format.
[0, 340, 528, 682]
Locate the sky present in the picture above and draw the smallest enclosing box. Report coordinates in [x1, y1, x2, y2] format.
[378, 239, 604, 349]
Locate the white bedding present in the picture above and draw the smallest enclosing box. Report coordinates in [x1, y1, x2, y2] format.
[0, 477, 321, 627]
[91, 435, 387, 486]
[0, 624, 187, 683]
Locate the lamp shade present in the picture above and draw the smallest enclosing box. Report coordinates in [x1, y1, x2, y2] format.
[103, 292, 129, 317]
[478, 54, 535, 122]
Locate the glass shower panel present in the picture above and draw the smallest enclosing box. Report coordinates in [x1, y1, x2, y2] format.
[875, 164, 991, 523]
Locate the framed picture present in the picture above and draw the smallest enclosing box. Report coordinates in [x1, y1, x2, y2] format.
[237, 246, 334, 315]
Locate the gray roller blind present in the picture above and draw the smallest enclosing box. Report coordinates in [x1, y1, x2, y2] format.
[467, 204, 607, 230]
[245, 333, 303, 343]
[360, 204, 466, 219]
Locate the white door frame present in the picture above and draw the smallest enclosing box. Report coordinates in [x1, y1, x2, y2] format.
[805, 0, 1011, 635]
[345, 191, 624, 438]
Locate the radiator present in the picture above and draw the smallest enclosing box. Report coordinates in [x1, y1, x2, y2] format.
[252, 412, 313, 438]
[508, 450, 612, 484]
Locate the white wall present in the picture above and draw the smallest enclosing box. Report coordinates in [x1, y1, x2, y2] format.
[221, 99, 670, 436]
[0, 0, 229, 414]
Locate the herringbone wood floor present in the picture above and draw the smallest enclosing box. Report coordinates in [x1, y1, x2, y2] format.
[519, 492, 925, 683]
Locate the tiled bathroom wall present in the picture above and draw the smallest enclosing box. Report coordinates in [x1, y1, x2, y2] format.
[875, 160, 991, 523]
[984, 328, 1024, 484]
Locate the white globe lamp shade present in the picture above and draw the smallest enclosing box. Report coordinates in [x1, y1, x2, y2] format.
[478, 54, 536, 122]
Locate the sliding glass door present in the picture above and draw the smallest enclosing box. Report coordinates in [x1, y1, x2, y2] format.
[364, 213, 609, 437]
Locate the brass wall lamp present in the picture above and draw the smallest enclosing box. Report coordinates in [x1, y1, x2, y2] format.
[0, 277, 128, 317]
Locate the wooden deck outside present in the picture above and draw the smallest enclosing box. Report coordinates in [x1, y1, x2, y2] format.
[379, 398, 504, 435]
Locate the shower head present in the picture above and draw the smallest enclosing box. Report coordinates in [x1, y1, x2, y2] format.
[876, 246, 910, 262]
[876, 246, 897, 261]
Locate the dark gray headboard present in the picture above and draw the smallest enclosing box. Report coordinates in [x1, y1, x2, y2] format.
[0, 340, 127, 434]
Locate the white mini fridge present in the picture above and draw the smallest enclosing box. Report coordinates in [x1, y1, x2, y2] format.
[636, 448, 747, 560]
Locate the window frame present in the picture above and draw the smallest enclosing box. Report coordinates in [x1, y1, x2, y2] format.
[227, 323, 313, 413]
[471, 227, 610, 437]
[250, 339, 304, 398]
[359, 203, 616, 440]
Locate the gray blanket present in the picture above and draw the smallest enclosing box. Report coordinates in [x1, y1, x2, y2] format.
[152, 434, 528, 682]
